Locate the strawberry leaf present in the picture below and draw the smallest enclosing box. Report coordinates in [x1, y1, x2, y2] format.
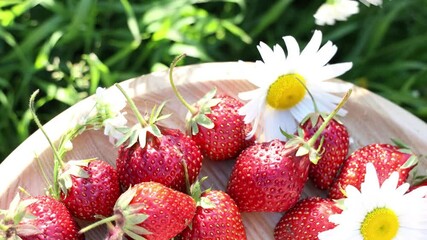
[127, 225, 152, 235]
[401, 155, 419, 169]
[280, 127, 294, 139]
[190, 121, 199, 135]
[124, 229, 148, 240]
[198, 88, 217, 106]
[186, 88, 221, 136]
[116, 187, 136, 210]
[194, 114, 214, 129]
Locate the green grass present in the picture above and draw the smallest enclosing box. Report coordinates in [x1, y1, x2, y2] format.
[1, 0, 426, 161]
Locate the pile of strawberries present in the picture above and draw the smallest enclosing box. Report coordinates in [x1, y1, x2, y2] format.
[0, 55, 423, 240]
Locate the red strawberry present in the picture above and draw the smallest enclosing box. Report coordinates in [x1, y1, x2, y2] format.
[274, 197, 341, 240]
[60, 159, 121, 221]
[301, 115, 349, 190]
[226, 91, 351, 212]
[169, 54, 252, 161]
[226, 139, 311, 212]
[114, 84, 203, 192]
[80, 182, 197, 240]
[190, 94, 251, 161]
[116, 127, 203, 191]
[29, 91, 121, 221]
[0, 194, 82, 240]
[329, 141, 418, 199]
[179, 190, 247, 239]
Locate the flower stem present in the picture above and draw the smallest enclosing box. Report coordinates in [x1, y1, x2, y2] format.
[115, 83, 148, 127]
[295, 76, 319, 113]
[169, 54, 198, 115]
[307, 89, 352, 147]
[29, 90, 63, 199]
[79, 215, 119, 234]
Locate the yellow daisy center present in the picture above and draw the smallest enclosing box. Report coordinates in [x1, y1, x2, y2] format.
[360, 207, 399, 240]
[266, 74, 306, 110]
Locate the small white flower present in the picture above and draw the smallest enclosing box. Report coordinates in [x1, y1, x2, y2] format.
[63, 140, 73, 151]
[314, 0, 359, 26]
[94, 87, 128, 141]
[95, 87, 126, 115]
[360, 0, 383, 7]
[103, 112, 127, 144]
[239, 30, 352, 141]
[318, 162, 427, 240]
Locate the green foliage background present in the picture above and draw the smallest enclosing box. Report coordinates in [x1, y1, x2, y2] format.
[1, 0, 426, 161]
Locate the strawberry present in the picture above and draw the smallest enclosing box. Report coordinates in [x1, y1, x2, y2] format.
[226, 91, 351, 212]
[179, 184, 246, 239]
[80, 181, 197, 240]
[301, 115, 349, 190]
[60, 159, 121, 221]
[328, 140, 418, 199]
[274, 197, 341, 240]
[29, 91, 121, 221]
[116, 127, 203, 191]
[0, 194, 82, 240]
[169, 54, 252, 161]
[114, 84, 203, 191]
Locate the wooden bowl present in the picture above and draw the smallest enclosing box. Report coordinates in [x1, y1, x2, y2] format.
[1, 62, 426, 239]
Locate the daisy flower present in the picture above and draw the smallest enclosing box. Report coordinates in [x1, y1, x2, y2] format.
[318, 162, 427, 240]
[239, 30, 352, 141]
[360, 0, 383, 7]
[314, 0, 359, 26]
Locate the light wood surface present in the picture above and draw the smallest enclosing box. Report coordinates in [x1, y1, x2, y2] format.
[1, 62, 426, 239]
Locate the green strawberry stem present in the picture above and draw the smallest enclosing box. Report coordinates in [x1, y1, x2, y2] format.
[78, 215, 119, 234]
[307, 89, 352, 148]
[115, 83, 149, 127]
[169, 54, 198, 115]
[29, 90, 63, 200]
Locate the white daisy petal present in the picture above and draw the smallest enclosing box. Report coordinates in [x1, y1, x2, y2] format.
[238, 88, 261, 101]
[318, 81, 353, 92]
[282, 36, 300, 63]
[273, 44, 287, 65]
[301, 30, 322, 58]
[316, 62, 353, 81]
[315, 41, 338, 67]
[290, 98, 315, 122]
[257, 41, 276, 65]
[263, 108, 296, 141]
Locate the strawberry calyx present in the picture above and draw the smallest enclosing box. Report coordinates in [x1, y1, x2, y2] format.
[114, 83, 171, 149]
[282, 89, 352, 164]
[391, 138, 419, 169]
[181, 161, 215, 209]
[58, 158, 97, 197]
[169, 54, 220, 136]
[0, 194, 41, 239]
[79, 187, 152, 240]
[186, 88, 222, 135]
